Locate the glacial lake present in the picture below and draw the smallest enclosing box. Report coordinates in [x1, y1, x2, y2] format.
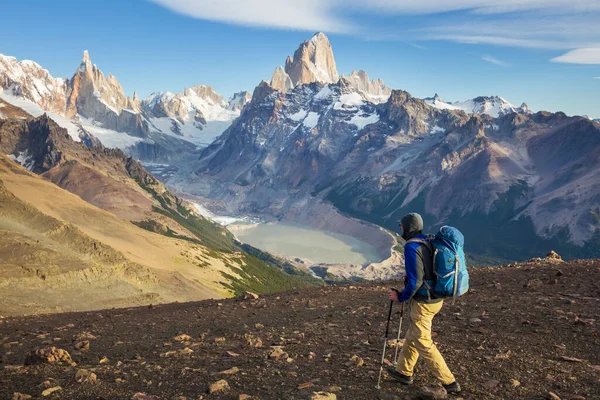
[229, 221, 382, 265]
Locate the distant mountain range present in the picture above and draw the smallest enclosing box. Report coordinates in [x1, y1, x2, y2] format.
[170, 33, 600, 263]
[0, 51, 247, 162]
[2, 32, 599, 265]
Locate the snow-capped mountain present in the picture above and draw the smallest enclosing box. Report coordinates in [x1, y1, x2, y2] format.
[424, 93, 530, 118]
[142, 85, 249, 147]
[0, 54, 68, 115]
[171, 34, 600, 262]
[0, 51, 248, 160]
[342, 70, 391, 104]
[269, 32, 391, 104]
[227, 91, 252, 111]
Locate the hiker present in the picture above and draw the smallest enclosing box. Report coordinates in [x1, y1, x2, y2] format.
[386, 212, 461, 393]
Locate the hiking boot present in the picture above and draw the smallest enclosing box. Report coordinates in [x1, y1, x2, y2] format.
[443, 381, 461, 393]
[386, 368, 413, 385]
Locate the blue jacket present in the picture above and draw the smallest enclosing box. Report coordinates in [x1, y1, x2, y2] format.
[397, 234, 441, 304]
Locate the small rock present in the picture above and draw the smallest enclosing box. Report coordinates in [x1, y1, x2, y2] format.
[328, 386, 342, 392]
[243, 291, 259, 300]
[546, 251, 563, 262]
[310, 392, 336, 400]
[161, 348, 194, 358]
[74, 340, 90, 352]
[269, 347, 288, 360]
[238, 395, 256, 400]
[414, 385, 447, 400]
[547, 392, 561, 400]
[244, 334, 263, 348]
[209, 379, 230, 394]
[12, 394, 32, 400]
[99, 356, 109, 364]
[350, 355, 364, 367]
[39, 379, 58, 389]
[511, 379, 520, 388]
[297, 382, 314, 390]
[174, 334, 192, 342]
[24, 347, 75, 366]
[469, 318, 482, 324]
[482, 380, 500, 390]
[214, 337, 226, 344]
[219, 367, 240, 375]
[41, 387, 62, 397]
[560, 356, 585, 363]
[225, 351, 240, 358]
[75, 331, 96, 341]
[76, 369, 97, 384]
[255, 323, 265, 330]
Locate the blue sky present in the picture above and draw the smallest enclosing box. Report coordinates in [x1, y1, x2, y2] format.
[1, 0, 599, 117]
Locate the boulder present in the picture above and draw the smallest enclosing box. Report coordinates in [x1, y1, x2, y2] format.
[546, 251, 563, 262]
[209, 379, 230, 394]
[24, 347, 75, 366]
[76, 369, 97, 384]
[41, 387, 62, 397]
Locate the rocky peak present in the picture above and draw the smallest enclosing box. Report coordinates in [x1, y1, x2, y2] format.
[251, 81, 277, 104]
[270, 66, 293, 93]
[184, 85, 225, 105]
[0, 53, 68, 114]
[283, 32, 339, 87]
[518, 102, 530, 114]
[343, 70, 391, 103]
[79, 50, 93, 74]
[227, 91, 252, 111]
[67, 50, 129, 118]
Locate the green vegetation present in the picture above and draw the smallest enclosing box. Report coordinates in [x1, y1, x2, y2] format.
[221, 254, 321, 296]
[135, 177, 238, 251]
[133, 175, 321, 294]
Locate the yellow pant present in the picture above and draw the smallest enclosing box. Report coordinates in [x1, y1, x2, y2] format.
[396, 299, 455, 385]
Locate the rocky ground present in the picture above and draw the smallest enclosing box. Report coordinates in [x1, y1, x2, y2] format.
[1, 257, 599, 400]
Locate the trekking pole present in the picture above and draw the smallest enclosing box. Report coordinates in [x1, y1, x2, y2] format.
[376, 299, 394, 389]
[392, 301, 405, 366]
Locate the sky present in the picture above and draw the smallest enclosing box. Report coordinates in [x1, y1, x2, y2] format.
[0, 0, 599, 118]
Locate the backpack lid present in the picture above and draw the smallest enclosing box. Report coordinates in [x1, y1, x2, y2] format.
[434, 226, 464, 253]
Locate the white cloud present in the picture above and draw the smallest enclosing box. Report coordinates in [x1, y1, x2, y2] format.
[550, 48, 600, 64]
[593, 77, 600, 80]
[148, 0, 351, 33]
[354, 0, 600, 15]
[148, 0, 600, 60]
[482, 55, 511, 67]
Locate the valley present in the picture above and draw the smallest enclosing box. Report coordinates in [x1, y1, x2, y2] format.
[228, 221, 383, 265]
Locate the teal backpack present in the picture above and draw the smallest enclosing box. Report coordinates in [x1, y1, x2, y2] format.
[409, 226, 469, 301]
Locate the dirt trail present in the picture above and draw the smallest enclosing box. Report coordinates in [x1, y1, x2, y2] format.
[1, 260, 599, 399]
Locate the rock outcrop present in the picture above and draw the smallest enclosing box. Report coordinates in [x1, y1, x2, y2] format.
[343, 70, 391, 104]
[270, 66, 294, 93]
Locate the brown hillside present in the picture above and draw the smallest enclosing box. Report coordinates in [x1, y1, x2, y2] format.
[0, 154, 254, 315]
[1, 259, 598, 399]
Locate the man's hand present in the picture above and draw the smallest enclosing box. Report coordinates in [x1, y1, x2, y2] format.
[389, 289, 400, 303]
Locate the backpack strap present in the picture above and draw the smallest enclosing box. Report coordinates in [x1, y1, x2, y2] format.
[406, 238, 433, 254]
[406, 238, 435, 300]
